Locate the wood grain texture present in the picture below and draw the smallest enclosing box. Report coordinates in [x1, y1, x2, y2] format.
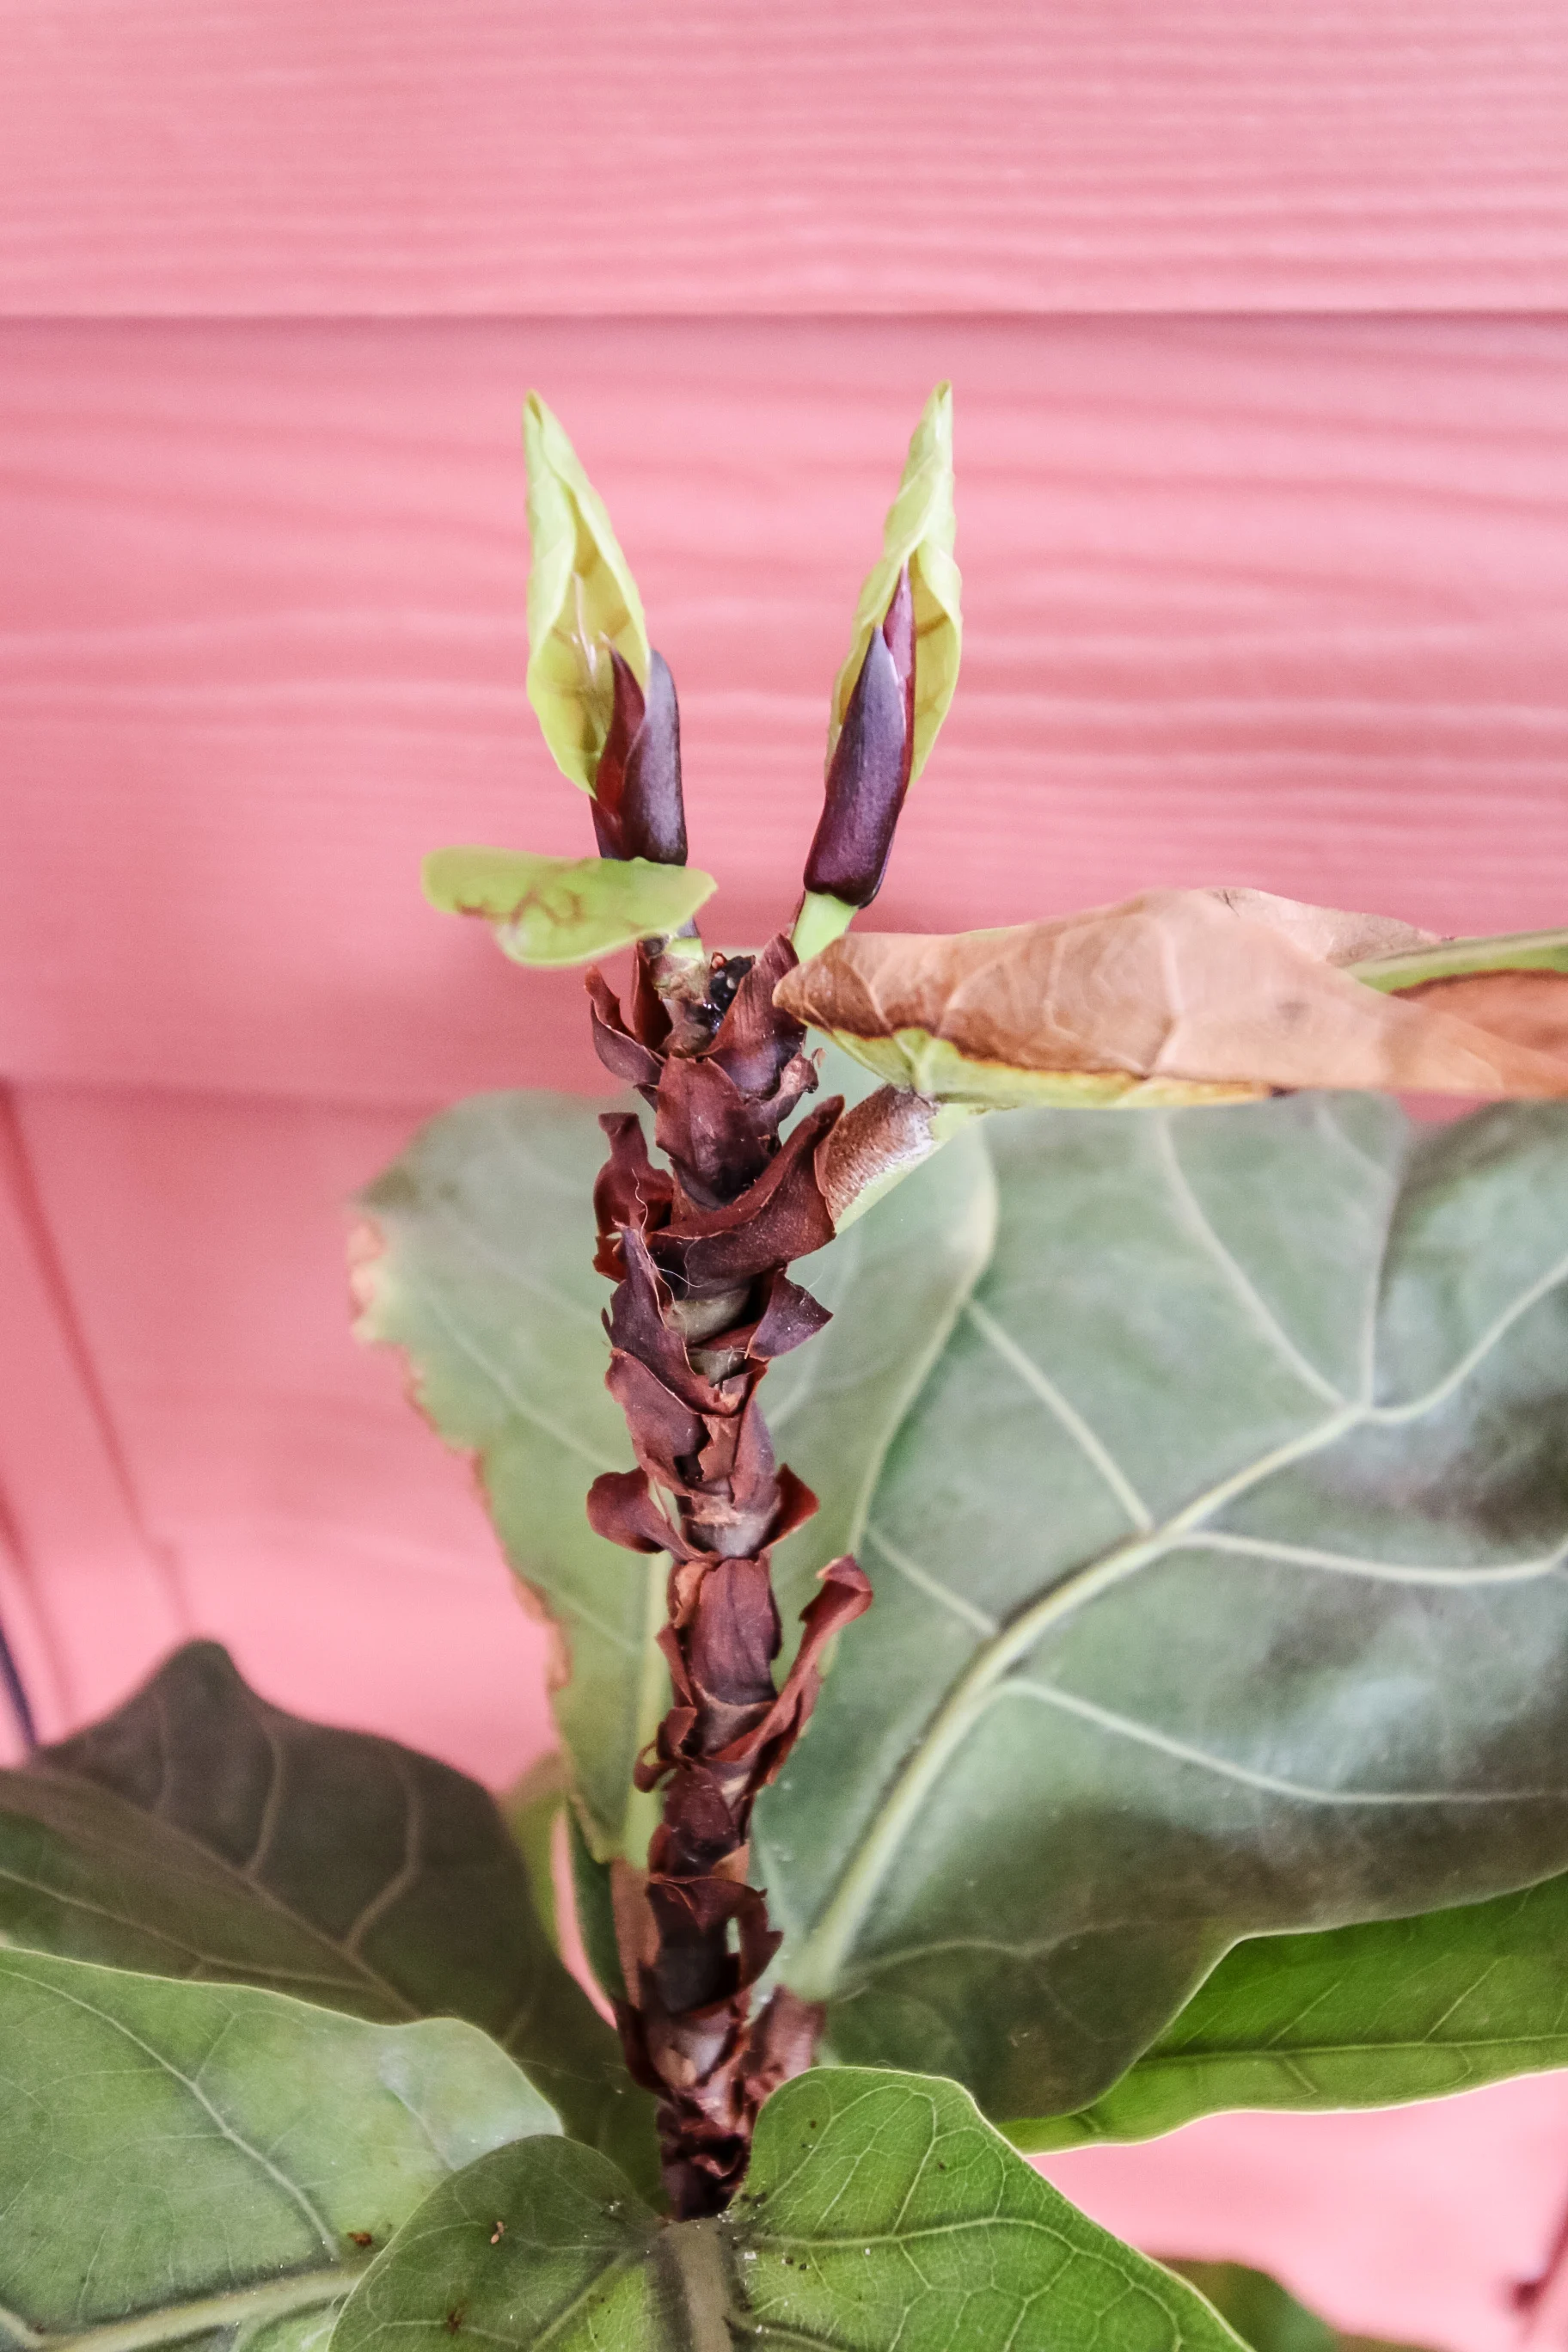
[3, 314, 1567, 1102]
[11, 1083, 553, 1784]
[0, 1089, 187, 1751]
[3, 1, 1567, 315]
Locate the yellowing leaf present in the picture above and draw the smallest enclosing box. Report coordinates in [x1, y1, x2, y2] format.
[828, 383, 961, 785]
[423, 847, 714, 967]
[524, 394, 651, 791]
[774, 887, 1568, 1105]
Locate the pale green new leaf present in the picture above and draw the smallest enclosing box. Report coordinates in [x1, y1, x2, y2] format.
[523, 392, 650, 790]
[0, 1641, 651, 2181]
[1019, 1871, 1568, 2152]
[330, 2067, 1244, 2352]
[829, 380, 961, 782]
[0, 1947, 550, 2352]
[355, 1085, 995, 1856]
[423, 848, 714, 967]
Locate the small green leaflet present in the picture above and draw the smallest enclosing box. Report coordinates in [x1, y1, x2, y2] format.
[329, 2067, 1245, 2352]
[0, 1948, 550, 2352]
[1019, 1871, 1568, 2151]
[423, 848, 714, 966]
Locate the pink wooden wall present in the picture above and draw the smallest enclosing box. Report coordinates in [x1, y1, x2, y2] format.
[3, 9, 1568, 2342]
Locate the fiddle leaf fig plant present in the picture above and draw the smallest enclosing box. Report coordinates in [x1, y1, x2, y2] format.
[4, 389, 1568, 2350]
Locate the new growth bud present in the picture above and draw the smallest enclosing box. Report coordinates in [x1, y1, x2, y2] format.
[802, 568, 915, 908]
[593, 648, 688, 866]
[793, 384, 961, 963]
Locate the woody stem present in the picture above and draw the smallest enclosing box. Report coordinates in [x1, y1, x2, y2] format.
[585, 932, 871, 2218]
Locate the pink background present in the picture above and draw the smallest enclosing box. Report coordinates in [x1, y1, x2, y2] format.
[3, 8, 1568, 2343]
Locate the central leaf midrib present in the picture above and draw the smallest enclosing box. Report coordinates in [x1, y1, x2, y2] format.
[1127, 2027, 1568, 2069]
[787, 1176, 1568, 1998]
[786, 1395, 1368, 1997]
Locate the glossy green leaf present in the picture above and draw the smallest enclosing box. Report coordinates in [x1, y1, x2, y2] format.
[1163, 2263, 1430, 2352]
[355, 1082, 995, 1853]
[0, 1946, 549, 2352]
[829, 382, 961, 789]
[756, 1094, 1568, 2120]
[423, 848, 714, 966]
[523, 392, 650, 791]
[1020, 1871, 1568, 2152]
[362, 1082, 1568, 2135]
[331, 2067, 1244, 2352]
[0, 1641, 652, 2183]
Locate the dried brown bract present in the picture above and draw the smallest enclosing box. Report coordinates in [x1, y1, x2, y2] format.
[775, 888, 1568, 1107]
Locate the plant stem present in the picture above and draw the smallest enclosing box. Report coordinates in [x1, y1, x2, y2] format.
[585, 932, 871, 2217]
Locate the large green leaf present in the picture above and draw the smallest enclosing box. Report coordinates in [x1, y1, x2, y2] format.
[330, 2066, 1244, 2352]
[0, 1641, 651, 2182]
[360, 1082, 1568, 2131]
[1163, 2263, 1430, 2352]
[760, 1094, 1568, 2117]
[1020, 1871, 1568, 2152]
[0, 1946, 550, 2352]
[355, 1083, 995, 1853]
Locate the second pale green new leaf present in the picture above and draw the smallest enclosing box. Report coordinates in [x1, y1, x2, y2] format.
[829, 380, 961, 784]
[523, 393, 650, 790]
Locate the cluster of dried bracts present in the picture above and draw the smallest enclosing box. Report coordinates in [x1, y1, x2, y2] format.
[424, 382, 1568, 2215]
[584, 933, 869, 2214]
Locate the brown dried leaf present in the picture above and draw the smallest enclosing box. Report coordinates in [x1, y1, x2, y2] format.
[775, 887, 1568, 1106]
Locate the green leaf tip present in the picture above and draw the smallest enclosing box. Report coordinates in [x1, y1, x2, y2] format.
[829, 380, 961, 787]
[423, 847, 714, 966]
[523, 392, 652, 791]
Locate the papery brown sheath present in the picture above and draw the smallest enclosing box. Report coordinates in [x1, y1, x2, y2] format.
[584, 854, 871, 2214]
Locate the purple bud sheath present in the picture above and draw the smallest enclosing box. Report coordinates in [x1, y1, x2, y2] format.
[803, 567, 916, 908]
[593, 648, 688, 867]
